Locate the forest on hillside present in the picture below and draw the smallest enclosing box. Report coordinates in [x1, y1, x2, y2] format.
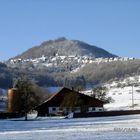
[1, 60, 140, 89]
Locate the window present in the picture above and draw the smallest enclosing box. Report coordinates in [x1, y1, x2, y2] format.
[92, 107, 95, 111]
[52, 107, 56, 111]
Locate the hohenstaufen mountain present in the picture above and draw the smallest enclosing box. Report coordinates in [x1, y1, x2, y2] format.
[1, 37, 140, 89]
[13, 37, 116, 59]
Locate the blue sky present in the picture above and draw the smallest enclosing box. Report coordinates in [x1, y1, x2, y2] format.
[0, 0, 140, 61]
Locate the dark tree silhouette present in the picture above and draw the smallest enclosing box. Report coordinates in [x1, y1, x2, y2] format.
[15, 77, 47, 120]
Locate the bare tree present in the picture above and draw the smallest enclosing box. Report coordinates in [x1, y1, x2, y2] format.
[91, 86, 113, 103]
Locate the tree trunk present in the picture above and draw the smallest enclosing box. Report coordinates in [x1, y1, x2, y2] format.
[25, 112, 28, 121]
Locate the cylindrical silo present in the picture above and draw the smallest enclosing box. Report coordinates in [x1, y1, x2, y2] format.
[7, 88, 21, 113]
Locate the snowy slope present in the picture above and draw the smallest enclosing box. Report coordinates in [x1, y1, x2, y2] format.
[0, 115, 140, 140]
[81, 76, 140, 111]
[104, 76, 140, 110]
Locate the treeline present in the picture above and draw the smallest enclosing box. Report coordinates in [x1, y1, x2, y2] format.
[49, 60, 140, 88]
[1, 60, 140, 89]
[45, 60, 140, 88]
[0, 63, 13, 88]
[76, 60, 140, 84]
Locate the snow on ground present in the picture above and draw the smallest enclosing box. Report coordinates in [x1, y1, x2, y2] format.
[0, 115, 140, 140]
[103, 76, 140, 110]
[104, 86, 140, 110]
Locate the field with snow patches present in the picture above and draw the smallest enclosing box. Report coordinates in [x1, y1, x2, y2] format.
[0, 115, 140, 140]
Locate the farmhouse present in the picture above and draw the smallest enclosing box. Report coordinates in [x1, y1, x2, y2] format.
[35, 87, 104, 116]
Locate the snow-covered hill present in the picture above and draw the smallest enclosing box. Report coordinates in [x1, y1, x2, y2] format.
[104, 76, 140, 110]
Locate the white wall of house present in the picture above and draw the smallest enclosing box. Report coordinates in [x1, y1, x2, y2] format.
[48, 106, 103, 115]
[48, 106, 81, 115]
[48, 107, 59, 115]
[88, 107, 104, 112]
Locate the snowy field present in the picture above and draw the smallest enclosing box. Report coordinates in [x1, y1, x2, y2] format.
[104, 85, 140, 110]
[104, 76, 140, 110]
[0, 115, 140, 140]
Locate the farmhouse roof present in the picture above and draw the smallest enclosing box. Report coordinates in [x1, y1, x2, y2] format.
[35, 87, 104, 110]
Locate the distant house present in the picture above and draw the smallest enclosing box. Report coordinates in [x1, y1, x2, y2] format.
[0, 96, 7, 112]
[35, 87, 104, 116]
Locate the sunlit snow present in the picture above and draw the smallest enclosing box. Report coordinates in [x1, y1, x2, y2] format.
[0, 115, 140, 140]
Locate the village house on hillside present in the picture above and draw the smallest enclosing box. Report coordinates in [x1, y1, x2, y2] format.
[35, 87, 104, 116]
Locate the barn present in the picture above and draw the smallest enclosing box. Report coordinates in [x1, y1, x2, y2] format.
[35, 87, 104, 116]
